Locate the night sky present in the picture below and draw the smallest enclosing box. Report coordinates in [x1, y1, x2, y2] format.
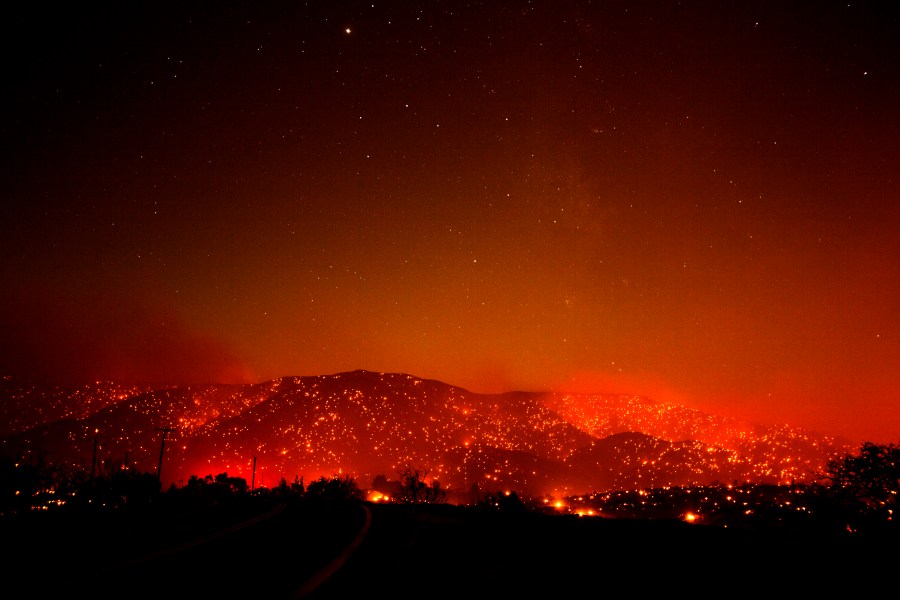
[2, 1, 898, 445]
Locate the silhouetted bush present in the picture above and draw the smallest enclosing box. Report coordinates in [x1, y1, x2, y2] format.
[819, 441, 899, 535]
[306, 474, 363, 501]
[393, 465, 447, 504]
[270, 475, 305, 501]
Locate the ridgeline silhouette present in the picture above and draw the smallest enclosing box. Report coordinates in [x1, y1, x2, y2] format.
[2, 370, 856, 497]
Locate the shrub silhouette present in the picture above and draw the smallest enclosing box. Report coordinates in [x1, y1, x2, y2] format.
[306, 474, 363, 501]
[393, 465, 447, 504]
[821, 441, 899, 534]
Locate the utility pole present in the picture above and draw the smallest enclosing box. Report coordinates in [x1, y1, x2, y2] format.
[252, 456, 257, 491]
[91, 435, 99, 479]
[155, 427, 172, 485]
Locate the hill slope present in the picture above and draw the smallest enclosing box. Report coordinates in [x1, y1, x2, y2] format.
[0, 370, 853, 496]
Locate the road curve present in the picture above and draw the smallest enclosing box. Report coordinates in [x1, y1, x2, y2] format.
[290, 502, 372, 598]
[9, 500, 896, 598]
[8, 499, 370, 600]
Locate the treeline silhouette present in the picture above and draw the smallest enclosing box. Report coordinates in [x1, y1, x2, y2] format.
[2, 441, 897, 539]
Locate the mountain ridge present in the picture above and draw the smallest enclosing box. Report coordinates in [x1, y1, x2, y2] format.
[0, 370, 854, 498]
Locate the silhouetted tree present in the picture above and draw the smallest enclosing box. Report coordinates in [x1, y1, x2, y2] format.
[821, 441, 899, 533]
[214, 472, 249, 494]
[0, 450, 96, 514]
[469, 482, 481, 505]
[72, 460, 161, 511]
[164, 471, 254, 512]
[393, 465, 447, 504]
[272, 475, 305, 500]
[276, 477, 290, 495]
[306, 475, 363, 501]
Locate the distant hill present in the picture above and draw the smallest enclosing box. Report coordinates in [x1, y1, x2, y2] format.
[0, 370, 854, 497]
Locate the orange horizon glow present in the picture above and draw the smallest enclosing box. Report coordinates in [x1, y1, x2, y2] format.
[2, 3, 898, 448]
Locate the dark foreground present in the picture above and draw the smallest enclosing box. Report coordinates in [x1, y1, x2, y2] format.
[3, 499, 894, 599]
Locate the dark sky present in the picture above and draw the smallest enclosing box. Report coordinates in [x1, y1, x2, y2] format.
[2, 1, 898, 445]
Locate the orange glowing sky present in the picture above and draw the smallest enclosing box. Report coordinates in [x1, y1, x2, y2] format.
[2, 2, 898, 445]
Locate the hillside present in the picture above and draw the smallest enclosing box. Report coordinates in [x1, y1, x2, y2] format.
[0, 371, 853, 497]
